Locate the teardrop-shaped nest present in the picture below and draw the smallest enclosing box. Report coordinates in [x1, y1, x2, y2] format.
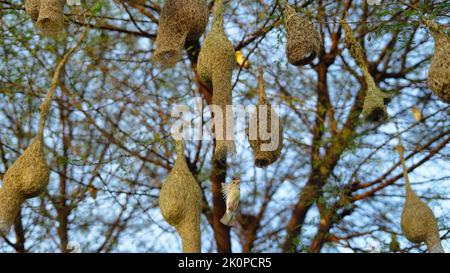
[159, 142, 202, 227]
[25, 0, 41, 22]
[197, 0, 236, 163]
[154, 0, 209, 68]
[36, 0, 65, 34]
[2, 138, 50, 199]
[248, 68, 283, 168]
[284, 4, 321, 66]
[401, 188, 441, 246]
[342, 19, 391, 122]
[196, 25, 235, 89]
[362, 84, 391, 122]
[425, 21, 450, 103]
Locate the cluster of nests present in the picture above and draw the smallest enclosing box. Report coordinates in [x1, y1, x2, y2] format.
[12, 0, 448, 252]
[25, 0, 66, 34]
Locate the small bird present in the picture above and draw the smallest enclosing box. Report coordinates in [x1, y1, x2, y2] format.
[412, 106, 422, 122]
[220, 179, 240, 226]
[236, 51, 251, 69]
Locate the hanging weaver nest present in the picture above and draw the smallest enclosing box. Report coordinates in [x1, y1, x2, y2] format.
[159, 140, 202, 252]
[36, 0, 65, 34]
[341, 19, 391, 122]
[153, 0, 209, 68]
[248, 66, 283, 168]
[197, 0, 236, 163]
[25, 0, 41, 22]
[397, 144, 444, 253]
[0, 137, 49, 234]
[284, 3, 321, 66]
[0, 39, 83, 235]
[423, 20, 450, 103]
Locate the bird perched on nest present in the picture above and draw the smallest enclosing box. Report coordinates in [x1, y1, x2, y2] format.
[236, 51, 251, 69]
[221, 179, 240, 226]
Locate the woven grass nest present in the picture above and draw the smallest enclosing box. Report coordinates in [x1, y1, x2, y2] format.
[0, 136, 49, 234]
[424, 20, 450, 103]
[248, 67, 283, 168]
[34, 0, 65, 34]
[159, 140, 202, 253]
[401, 186, 444, 253]
[341, 19, 391, 122]
[284, 3, 321, 66]
[397, 144, 444, 253]
[25, 0, 41, 22]
[197, 0, 236, 163]
[153, 0, 209, 68]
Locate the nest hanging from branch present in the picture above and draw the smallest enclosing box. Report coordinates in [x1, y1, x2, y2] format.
[36, 0, 65, 34]
[397, 144, 444, 253]
[0, 138, 48, 235]
[153, 0, 209, 68]
[423, 20, 450, 103]
[248, 66, 283, 168]
[159, 140, 202, 253]
[341, 19, 391, 122]
[0, 34, 85, 235]
[283, 3, 321, 66]
[197, 0, 236, 163]
[25, 0, 41, 22]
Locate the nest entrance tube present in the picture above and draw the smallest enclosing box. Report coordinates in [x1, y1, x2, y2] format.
[248, 66, 283, 168]
[159, 140, 202, 253]
[341, 19, 391, 122]
[397, 143, 444, 253]
[197, 0, 236, 163]
[36, 0, 65, 34]
[153, 0, 209, 68]
[283, 3, 321, 66]
[423, 20, 450, 103]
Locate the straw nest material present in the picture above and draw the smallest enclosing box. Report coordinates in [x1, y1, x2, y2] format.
[153, 0, 209, 68]
[159, 140, 202, 252]
[0, 40, 82, 235]
[401, 187, 444, 253]
[36, 0, 65, 34]
[248, 67, 283, 168]
[25, 0, 41, 22]
[197, 0, 236, 163]
[397, 144, 444, 253]
[424, 20, 450, 103]
[341, 19, 391, 122]
[0, 189, 26, 235]
[284, 3, 321, 66]
[0, 137, 49, 234]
